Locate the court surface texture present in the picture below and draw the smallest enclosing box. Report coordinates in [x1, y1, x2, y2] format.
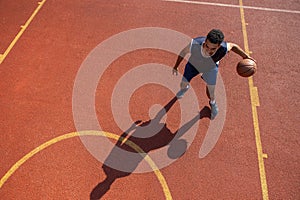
[0, 0, 299, 199]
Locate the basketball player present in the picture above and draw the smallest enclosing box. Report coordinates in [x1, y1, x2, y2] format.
[172, 29, 256, 119]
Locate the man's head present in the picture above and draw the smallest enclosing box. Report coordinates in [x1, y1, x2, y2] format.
[206, 29, 224, 44]
[203, 29, 224, 56]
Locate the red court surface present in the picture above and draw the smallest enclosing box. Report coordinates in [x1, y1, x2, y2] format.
[1, 0, 299, 199]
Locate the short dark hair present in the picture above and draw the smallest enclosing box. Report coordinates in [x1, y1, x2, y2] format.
[206, 29, 224, 44]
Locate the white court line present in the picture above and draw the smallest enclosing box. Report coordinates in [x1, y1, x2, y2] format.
[164, 0, 300, 14]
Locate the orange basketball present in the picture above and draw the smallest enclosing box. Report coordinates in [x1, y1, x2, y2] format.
[236, 59, 257, 77]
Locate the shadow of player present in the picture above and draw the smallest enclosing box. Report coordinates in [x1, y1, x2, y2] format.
[90, 97, 210, 199]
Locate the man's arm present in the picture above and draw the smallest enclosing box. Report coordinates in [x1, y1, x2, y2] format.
[172, 43, 191, 75]
[227, 42, 256, 62]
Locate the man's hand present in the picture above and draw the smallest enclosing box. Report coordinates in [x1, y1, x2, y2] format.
[172, 67, 178, 76]
[245, 56, 257, 64]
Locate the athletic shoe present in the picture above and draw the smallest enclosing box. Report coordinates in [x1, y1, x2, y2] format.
[210, 101, 218, 120]
[176, 85, 189, 99]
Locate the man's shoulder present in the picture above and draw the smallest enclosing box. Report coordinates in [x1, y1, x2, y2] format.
[192, 37, 206, 45]
[217, 41, 227, 53]
[220, 41, 227, 48]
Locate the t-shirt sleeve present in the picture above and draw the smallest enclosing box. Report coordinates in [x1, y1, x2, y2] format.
[225, 42, 230, 53]
[190, 39, 194, 51]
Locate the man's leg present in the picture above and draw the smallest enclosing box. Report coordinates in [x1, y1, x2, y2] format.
[206, 85, 216, 102]
[207, 84, 218, 120]
[180, 80, 190, 90]
[202, 66, 218, 120]
[176, 63, 199, 99]
[176, 80, 190, 99]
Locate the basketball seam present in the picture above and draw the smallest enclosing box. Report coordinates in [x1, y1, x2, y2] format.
[240, 67, 254, 76]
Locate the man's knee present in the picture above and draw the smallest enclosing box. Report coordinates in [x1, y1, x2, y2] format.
[180, 81, 190, 89]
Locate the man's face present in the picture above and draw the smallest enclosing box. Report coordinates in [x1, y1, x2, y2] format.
[203, 39, 221, 56]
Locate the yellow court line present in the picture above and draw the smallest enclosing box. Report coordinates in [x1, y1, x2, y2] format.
[239, 0, 269, 199]
[0, 0, 47, 64]
[0, 131, 172, 200]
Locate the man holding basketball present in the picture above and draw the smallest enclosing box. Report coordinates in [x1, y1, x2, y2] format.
[172, 29, 255, 120]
